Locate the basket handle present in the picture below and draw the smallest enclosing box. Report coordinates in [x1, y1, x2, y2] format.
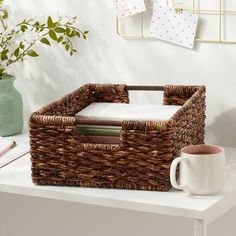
[126, 85, 164, 91]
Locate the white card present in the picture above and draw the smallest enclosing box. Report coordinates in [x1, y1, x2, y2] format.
[150, 3, 198, 49]
[114, 0, 146, 19]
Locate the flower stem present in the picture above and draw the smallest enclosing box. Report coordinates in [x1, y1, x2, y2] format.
[0, 16, 7, 31]
[7, 31, 49, 67]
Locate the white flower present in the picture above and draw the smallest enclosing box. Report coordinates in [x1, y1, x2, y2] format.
[58, 15, 76, 25]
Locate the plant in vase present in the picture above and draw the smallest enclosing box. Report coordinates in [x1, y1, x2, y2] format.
[0, 0, 88, 136]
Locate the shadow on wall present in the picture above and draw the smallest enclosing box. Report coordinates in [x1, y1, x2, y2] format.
[13, 24, 111, 120]
[206, 108, 236, 148]
[9, 0, 114, 122]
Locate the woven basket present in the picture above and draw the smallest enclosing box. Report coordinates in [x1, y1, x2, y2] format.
[29, 84, 206, 191]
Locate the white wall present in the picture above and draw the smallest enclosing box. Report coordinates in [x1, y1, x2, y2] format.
[5, 0, 236, 147]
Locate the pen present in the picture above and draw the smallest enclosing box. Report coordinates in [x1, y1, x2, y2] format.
[0, 141, 16, 157]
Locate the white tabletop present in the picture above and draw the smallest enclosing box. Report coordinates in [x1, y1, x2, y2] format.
[0, 135, 236, 224]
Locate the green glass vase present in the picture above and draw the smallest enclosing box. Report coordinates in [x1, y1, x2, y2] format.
[0, 75, 23, 136]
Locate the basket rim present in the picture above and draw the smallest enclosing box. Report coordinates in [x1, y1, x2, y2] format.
[29, 84, 206, 130]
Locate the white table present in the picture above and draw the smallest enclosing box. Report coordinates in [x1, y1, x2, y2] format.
[1, 135, 236, 236]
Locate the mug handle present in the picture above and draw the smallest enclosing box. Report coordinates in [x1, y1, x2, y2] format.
[170, 157, 188, 190]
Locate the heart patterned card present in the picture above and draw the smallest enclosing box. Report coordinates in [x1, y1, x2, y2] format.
[150, 2, 199, 49]
[114, 0, 146, 19]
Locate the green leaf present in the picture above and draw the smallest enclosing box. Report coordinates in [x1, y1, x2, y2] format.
[1, 54, 8, 60]
[14, 48, 20, 57]
[40, 23, 45, 32]
[55, 27, 65, 33]
[76, 32, 80, 38]
[40, 37, 51, 46]
[57, 36, 63, 43]
[2, 9, 8, 19]
[47, 16, 53, 28]
[65, 44, 70, 51]
[66, 28, 70, 36]
[84, 31, 89, 34]
[27, 50, 39, 57]
[52, 21, 59, 28]
[34, 21, 40, 31]
[19, 42, 25, 49]
[69, 31, 76, 37]
[49, 30, 57, 41]
[1, 49, 9, 61]
[20, 25, 27, 32]
[83, 35, 87, 40]
[1, 49, 8, 55]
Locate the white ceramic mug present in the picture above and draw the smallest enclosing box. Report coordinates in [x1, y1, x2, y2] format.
[170, 144, 226, 195]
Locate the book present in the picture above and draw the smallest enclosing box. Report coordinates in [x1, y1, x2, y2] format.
[0, 137, 30, 168]
[78, 127, 121, 137]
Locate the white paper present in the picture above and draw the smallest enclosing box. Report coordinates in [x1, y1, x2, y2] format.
[150, 2, 198, 49]
[76, 103, 181, 121]
[113, 0, 146, 19]
[0, 138, 30, 168]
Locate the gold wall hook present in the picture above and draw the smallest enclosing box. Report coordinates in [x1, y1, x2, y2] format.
[175, 2, 183, 14]
[175, 8, 183, 14]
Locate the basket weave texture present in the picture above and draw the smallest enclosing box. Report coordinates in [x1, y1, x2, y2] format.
[29, 84, 206, 191]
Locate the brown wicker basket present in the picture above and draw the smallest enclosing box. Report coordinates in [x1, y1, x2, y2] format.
[29, 84, 206, 191]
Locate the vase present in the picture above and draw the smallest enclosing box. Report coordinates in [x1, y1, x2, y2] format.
[0, 75, 23, 136]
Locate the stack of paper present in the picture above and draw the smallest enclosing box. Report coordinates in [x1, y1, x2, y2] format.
[76, 103, 181, 136]
[76, 103, 182, 121]
[0, 138, 30, 168]
[76, 103, 182, 144]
